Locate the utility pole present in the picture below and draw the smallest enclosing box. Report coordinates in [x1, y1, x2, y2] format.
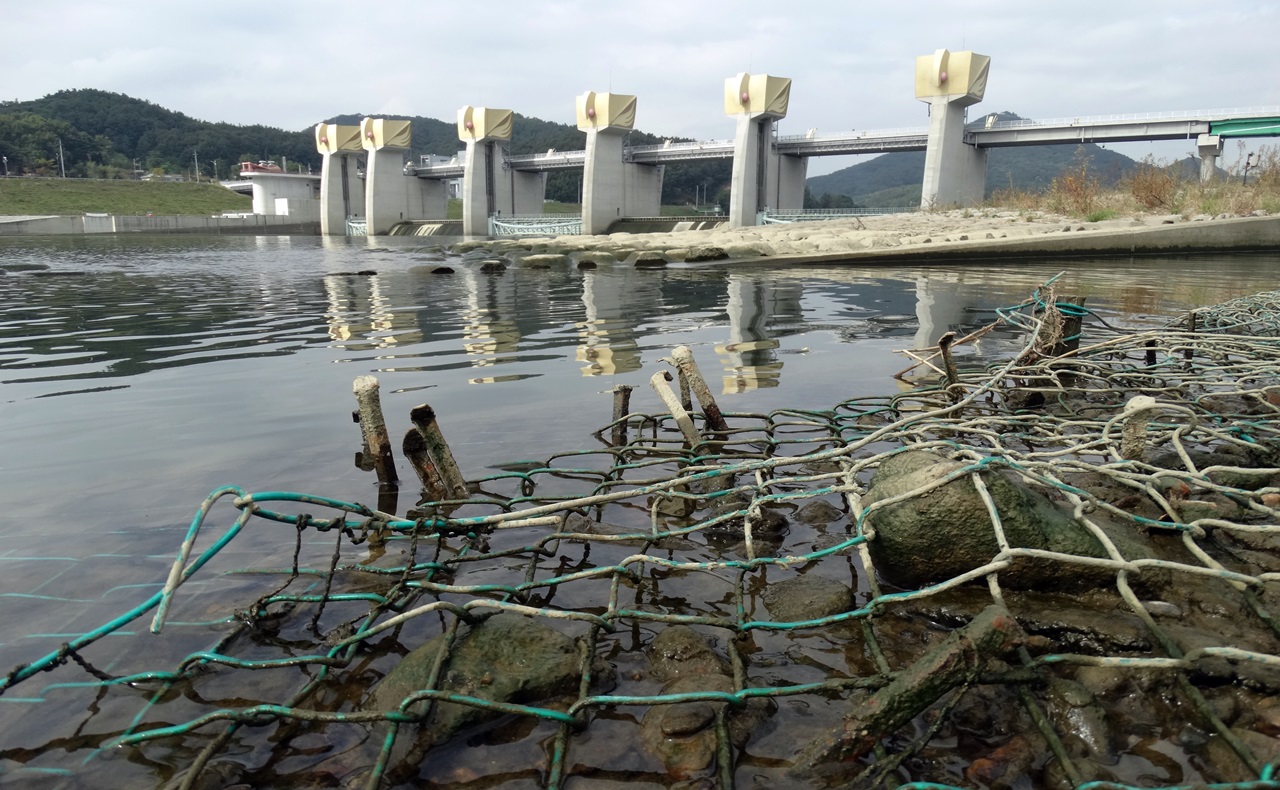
[193, 150, 199, 183]
[57, 137, 66, 178]
[212, 159, 218, 181]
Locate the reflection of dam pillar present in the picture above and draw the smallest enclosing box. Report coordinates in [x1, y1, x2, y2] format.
[917, 49, 991, 209]
[725, 73, 793, 228]
[913, 275, 969, 352]
[460, 266, 522, 377]
[577, 91, 663, 234]
[360, 118, 413, 235]
[577, 270, 659, 376]
[316, 124, 365, 236]
[717, 275, 803, 392]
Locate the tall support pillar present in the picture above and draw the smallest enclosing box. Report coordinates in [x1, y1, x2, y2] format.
[725, 73, 792, 228]
[916, 49, 991, 209]
[578, 91, 642, 235]
[316, 124, 364, 236]
[360, 118, 413, 235]
[458, 106, 515, 237]
[1198, 134, 1223, 183]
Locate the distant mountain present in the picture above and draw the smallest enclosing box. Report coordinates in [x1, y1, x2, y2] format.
[806, 112, 1141, 206]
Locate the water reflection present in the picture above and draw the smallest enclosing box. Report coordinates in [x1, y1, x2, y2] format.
[461, 266, 522, 369]
[716, 274, 804, 392]
[577, 270, 656, 376]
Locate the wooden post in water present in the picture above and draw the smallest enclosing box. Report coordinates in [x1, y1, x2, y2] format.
[649, 371, 703, 447]
[611, 384, 634, 447]
[409, 404, 469, 500]
[403, 428, 448, 501]
[1049, 296, 1086, 357]
[353, 375, 398, 486]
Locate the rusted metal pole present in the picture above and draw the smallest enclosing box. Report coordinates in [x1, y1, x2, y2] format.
[610, 384, 634, 447]
[671, 345, 730, 433]
[352, 375, 398, 486]
[649, 371, 703, 447]
[408, 404, 469, 499]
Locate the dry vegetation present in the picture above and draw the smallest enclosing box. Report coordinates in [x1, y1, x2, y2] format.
[989, 143, 1280, 222]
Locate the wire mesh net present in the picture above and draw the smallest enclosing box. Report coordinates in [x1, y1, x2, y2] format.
[4, 280, 1280, 789]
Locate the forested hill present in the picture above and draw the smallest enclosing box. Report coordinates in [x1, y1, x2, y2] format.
[1, 89, 731, 204]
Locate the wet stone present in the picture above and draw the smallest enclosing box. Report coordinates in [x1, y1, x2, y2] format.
[684, 246, 729, 262]
[863, 449, 1155, 591]
[649, 625, 730, 681]
[762, 576, 854, 623]
[794, 499, 843, 525]
[366, 613, 613, 746]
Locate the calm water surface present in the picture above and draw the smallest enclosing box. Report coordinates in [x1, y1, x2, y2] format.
[0, 233, 1277, 784]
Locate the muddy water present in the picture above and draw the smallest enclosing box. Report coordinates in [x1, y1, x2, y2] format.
[2, 233, 1279, 787]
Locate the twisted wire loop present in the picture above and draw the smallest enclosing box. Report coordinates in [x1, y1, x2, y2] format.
[5, 284, 1280, 789]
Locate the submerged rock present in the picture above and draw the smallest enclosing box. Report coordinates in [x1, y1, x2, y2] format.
[366, 613, 613, 745]
[762, 575, 854, 623]
[649, 625, 731, 681]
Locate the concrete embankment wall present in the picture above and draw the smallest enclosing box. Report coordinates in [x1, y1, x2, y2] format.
[775, 215, 1280, 266]
[0, 214, 320, 236]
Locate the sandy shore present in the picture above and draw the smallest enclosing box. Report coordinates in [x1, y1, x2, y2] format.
[458, 208, 1280, 265]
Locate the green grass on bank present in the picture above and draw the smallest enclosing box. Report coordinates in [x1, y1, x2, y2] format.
[0, 178, 252, 216]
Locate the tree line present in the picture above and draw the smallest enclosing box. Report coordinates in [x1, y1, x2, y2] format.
[1, 90, 733, 205]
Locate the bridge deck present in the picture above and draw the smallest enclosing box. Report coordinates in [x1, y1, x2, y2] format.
[406, 106, 1280, 178]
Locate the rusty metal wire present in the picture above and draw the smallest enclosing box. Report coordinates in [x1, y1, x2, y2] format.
[4, 283, 1280, 789]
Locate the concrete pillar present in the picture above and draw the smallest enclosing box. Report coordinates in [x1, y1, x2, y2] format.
[724, 73, 792, 227]
[775, 154, 807, 211]
[458, 106, 515, 236]
[360, 118, 413, 235]
[408, 177, 449, 222]
[579, 91, 637, 235]
[1198, 134, 1223, 182]
[915, 49, 992, 209]
[315, 124, 365, 236]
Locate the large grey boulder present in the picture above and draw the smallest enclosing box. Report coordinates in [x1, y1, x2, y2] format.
[862, 449, 1153, 590]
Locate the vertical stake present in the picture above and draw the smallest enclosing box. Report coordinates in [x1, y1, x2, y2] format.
[409, 404, 469, 500]
[938, 332, 961, 400]
[1185, 311, 1196, 362]
[353, 375, 399, 486]
[611, 384, 634, 447]
[671, 345, 730, 433]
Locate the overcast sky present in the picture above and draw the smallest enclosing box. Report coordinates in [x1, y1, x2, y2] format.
[7, 1, 1278, 173]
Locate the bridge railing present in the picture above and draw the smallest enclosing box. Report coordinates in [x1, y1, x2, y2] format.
[776, 127, 928, 143]
[625, 139, 734, 156]
[981, 106, 1280, 130]
[488, 215, 582, 237]
[759, 207, 917, 224]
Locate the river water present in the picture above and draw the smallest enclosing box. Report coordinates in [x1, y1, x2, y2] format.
[0, 233, 1277, 786]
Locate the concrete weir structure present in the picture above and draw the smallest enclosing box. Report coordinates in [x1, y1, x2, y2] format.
[360, 118, 448, 235]
[315, 123, 365, 236]
[577, 92, 663, 235]
[916, 49, 991, 209]
[725, 73, 805, 228]
[458, 107, 546, 236]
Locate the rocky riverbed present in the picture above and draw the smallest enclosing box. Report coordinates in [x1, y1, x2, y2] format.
[436, 208, 1280, 268]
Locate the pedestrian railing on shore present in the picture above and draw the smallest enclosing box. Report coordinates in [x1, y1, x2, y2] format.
[489, 214, 583, 236]
[759, 207, 918, 224]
